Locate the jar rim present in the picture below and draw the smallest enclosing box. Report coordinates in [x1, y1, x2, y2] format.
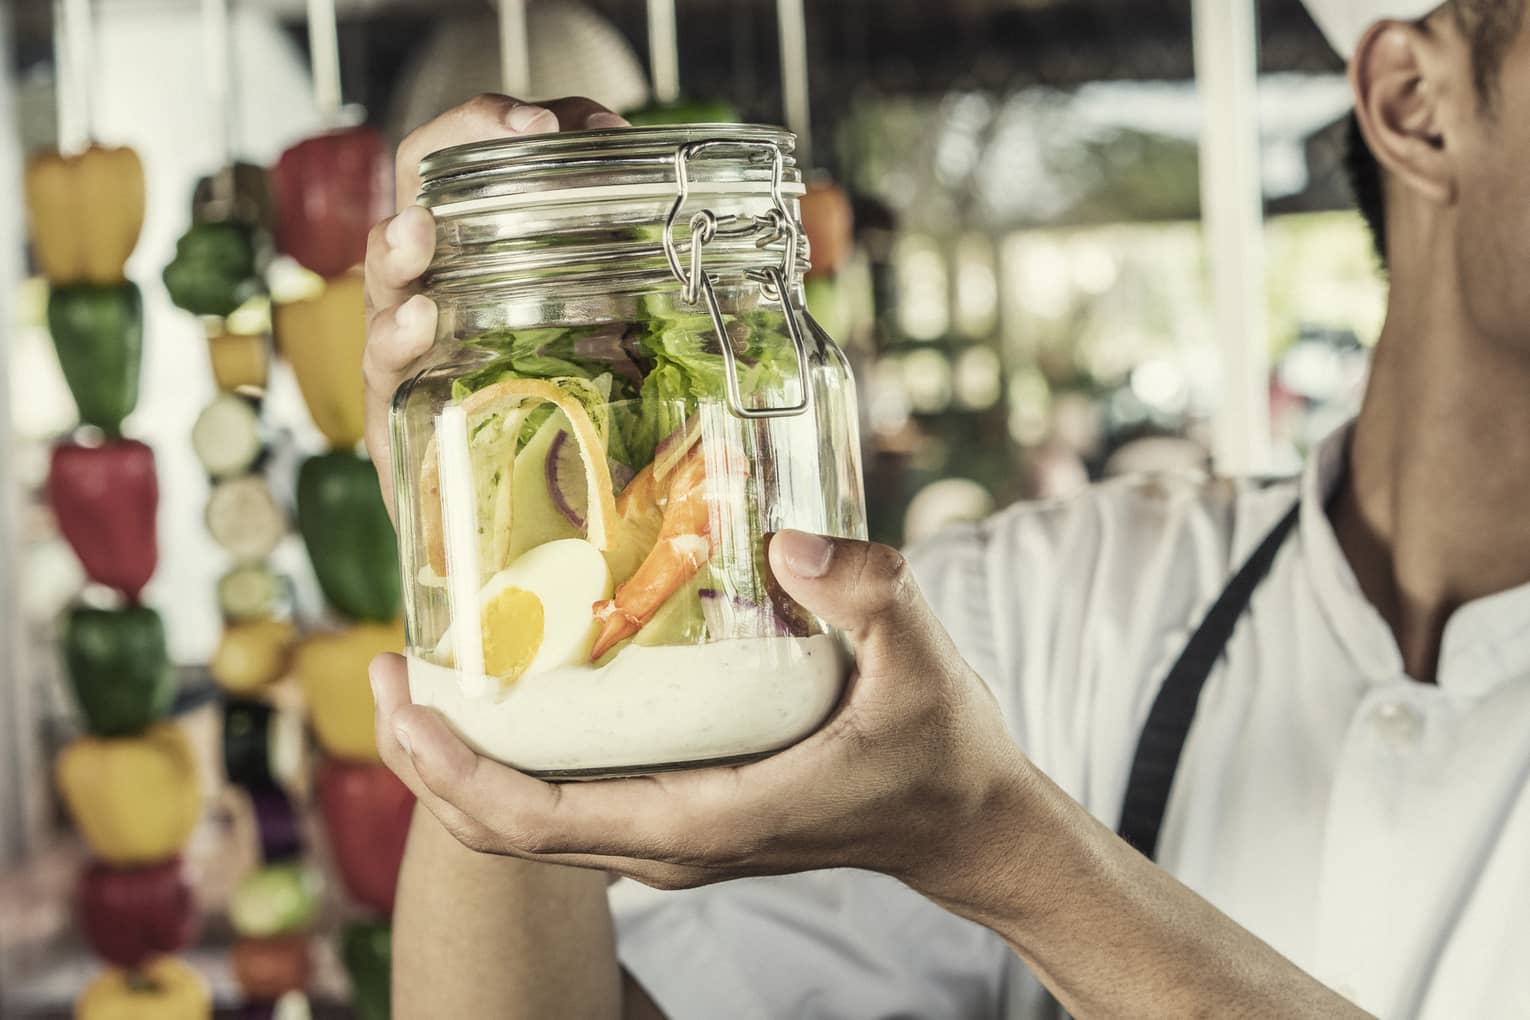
[417, 123, 802, 208]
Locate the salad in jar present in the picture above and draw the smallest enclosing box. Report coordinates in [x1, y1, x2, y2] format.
[396, 296, 851, 777]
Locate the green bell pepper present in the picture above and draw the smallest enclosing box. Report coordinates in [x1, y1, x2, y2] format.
[341, 920, 391, 1020]
[46, 282, 142, 436]
[162, 221, 260, 318]
[63, 605, 174, 737]
[296, 452, 401, 622]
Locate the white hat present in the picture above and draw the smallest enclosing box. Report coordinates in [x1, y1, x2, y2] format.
[1304, 0, 1445, 57]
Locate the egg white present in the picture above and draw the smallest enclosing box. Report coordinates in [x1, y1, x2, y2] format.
[436, 538, 613, 681]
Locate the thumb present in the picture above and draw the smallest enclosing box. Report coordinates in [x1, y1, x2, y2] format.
[768, 531, 945, 663]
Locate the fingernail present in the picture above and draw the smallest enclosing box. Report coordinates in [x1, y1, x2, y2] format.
[585, 112, 629, 129]
[506, 104, 556, 133]
[775, 530, 833, 578]
[369, 666, 383, 703]
[394, 721, 414, 756]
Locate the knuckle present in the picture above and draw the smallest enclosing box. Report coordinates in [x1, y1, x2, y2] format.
[504, 819, 560, 856]
[636, 868, 694, 892]
[365, 218, 392, 260]
[464, 92, 508, 116]
[859, 544, 912, 609]
[451, 824, 495, 855]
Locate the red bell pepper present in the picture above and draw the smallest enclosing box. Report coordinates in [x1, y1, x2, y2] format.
[47, 439, 158, 600]
[77, 856, 200, 968]
[271, 126, 391, 279]
[315, 758, 413, 915]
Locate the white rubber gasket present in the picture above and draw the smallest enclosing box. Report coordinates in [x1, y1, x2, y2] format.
[427, 179, 807, 218]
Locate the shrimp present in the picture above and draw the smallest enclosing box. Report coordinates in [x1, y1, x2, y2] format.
[589, 442, 739, 660]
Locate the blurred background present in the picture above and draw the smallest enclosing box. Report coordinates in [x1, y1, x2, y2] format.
[0, 0, 1384, 1016]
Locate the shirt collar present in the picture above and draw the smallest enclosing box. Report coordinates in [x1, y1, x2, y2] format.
[1298, 419, 1530, 696]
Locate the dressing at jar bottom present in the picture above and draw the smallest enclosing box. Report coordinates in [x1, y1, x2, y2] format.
[406, 634, 845, 777]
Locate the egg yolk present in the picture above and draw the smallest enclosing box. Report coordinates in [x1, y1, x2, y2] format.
[480, 586, 544, 682]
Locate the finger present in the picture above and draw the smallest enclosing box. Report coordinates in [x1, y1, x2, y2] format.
[364, 204, 435, 315]
[395, 95, 629, 209]
[540, 96, 628, 132]
[363, 294, 436, 402]
[768, 532, 955, 674]
[395, 94, 558, 208]
[369, 655, 490, 844]
[392, 705, 760, 860]
[362, 294, 436, 516]
[372, 667, 726, 881]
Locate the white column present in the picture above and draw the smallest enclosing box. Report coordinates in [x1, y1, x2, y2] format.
[498, 0, 531, 98]
[776, 0, 811, 167]
[305, 0, 342, 120]
[1192, 0, 1271, 476]
[647, 0, 680, 105]
[0, 1, 44, 867]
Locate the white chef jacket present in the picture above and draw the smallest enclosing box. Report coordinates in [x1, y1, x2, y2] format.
[611, 422, 1530, 1020]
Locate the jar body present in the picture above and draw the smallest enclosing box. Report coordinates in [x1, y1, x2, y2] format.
[389, 131, 864, 777]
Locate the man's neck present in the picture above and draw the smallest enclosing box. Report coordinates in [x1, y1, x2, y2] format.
[1335, 268, 1530, 682]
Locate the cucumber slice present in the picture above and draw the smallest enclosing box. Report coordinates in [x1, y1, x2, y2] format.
[192, 393, 263, 479]
[228, 862, 322, 938]
[217, 562, 286, 621]
[207, 475, 286, 561]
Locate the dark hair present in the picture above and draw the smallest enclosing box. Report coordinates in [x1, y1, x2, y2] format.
[1344, 0, 1526, 267]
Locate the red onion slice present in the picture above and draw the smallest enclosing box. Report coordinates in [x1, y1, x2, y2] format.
[545, 428, 588, 532]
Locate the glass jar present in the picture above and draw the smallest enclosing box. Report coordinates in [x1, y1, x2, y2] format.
[389, 125, 866, 779]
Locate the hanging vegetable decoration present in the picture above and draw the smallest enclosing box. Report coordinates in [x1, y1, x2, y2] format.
[47, 439, 159, 601]
[23, 144, 144, 285]
[55, 723, 203, 867]
[273, 273, 369, 449]
[45, 282, 143, 436]
[27, 17, 210, 1007]
[75, 956, 212, 1020]
[78, 856, 201, 969]
[163, 220, 263, 319]
[270, 126, 391, 280]
[341, 921, 392, 1020]
[265, 19, 409, 1002]
[62, 605, 175, 737]
[295, 450, 401, 622]
[315, 759, 412, 914]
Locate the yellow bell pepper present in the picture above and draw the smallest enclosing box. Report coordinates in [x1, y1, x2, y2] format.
[56, 724, 202, 866]
[274, 273, 367, 448]
[294, 620, 404, 762]
[211, 618, 297, 694]
[75, 956, 211, 1020]
[25, 145, 145, 285]
[208, 329, 270, 393]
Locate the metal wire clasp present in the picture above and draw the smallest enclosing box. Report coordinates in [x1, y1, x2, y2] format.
[662, 140, 812, 420]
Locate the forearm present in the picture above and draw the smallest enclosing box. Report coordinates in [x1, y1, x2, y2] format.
[392, 805, 624, 1019]
[927, 767, 1374, 1020]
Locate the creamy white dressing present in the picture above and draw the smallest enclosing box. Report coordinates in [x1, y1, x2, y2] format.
[406, 635, 845, 775]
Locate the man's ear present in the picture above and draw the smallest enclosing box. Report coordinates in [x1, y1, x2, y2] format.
[1350, 19, 1457, 205]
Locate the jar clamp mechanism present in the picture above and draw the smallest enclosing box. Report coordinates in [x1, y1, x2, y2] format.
[662, 139, 813, 420]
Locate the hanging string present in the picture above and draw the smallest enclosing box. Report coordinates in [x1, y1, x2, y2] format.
[776, 0, 811, 167]
[648, 0, 680, 105]
[54, 0, 94, 152]
[200, 0, 236, 205]
[498, 0, 531, 97]
[306, 0, 343, 121]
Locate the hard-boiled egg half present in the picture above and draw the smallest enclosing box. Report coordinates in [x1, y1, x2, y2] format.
[436, 538, 612, 686]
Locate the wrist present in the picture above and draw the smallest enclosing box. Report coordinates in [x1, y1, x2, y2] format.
[901, 750, 1055, 925]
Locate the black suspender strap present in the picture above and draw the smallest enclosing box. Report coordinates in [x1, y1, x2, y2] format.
[1114, 502, 1301, 860]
